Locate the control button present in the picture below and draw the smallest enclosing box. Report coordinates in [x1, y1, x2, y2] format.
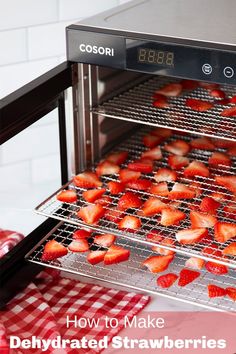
[223, 66, 234, 78]
[202, 63, 213, 75]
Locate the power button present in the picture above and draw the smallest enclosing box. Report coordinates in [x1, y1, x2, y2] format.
[223, 67, 234, 78]
[202, 63, 212, 75]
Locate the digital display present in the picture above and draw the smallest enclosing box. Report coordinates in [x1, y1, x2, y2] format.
[138, 48, 174, 67]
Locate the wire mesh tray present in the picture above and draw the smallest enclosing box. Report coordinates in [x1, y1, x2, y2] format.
[26, 222, 236, 312]
[36, 127, 236, 269]
[93, 76, 236, 141]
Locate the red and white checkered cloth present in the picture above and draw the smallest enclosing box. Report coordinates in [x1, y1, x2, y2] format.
[0, 269, 150, 354]
[0, 229, 24, 259]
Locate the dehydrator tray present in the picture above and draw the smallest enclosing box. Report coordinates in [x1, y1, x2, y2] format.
[93, 76, 236, 141]
[35, 127, 236, 269]
[26, 222, 236, 312]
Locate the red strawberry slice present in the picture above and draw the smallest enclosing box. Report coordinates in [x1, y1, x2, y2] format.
[186, 98, 213, 112]
[73, 229, 92, 240]
[107, 181, 125, 195]
[142, 255, 174, 273]
[160, 208, 186, 226]
[157, 273, 178, 288]
[119, 169, 141, 183]
[230, 95, 236, 103]
[106, 151, 128, 165]
[220, 106, 236, 117]
[87, 250, 107, 265]
[142, 197, 167, 216]
[56, 190, 77, 203]
[222, 242, 236, 256]
[82, 188, 106, 203]
[226, 287, 236, 301]
[208, 284, 226, 298]
[176, 228, 208, 244]
[156, 83, 182, 97]
[68, 239, 89, 252]
[168, 155, 189, 170]
[153, 98, 169, 108]
[73, 172, 102, 189]
[214, 222, 236, 243]
[41, 240, 68, 261]
[127, 159, 153, 173]
[210, 89, 226, 98]
[104, 245, 130, 265]
[189, 181, 202, 197]
[190, 137, 215, 150]
[202, 244, 222, 258]
[143, 134, 162, 148]
[150, 182, 169, 197]
[228, 146, 236, 156]
[199, 197, 220, 215]
[152, 238, 175, 256]
[141, 146, 162, 160]
[178, 268, 200, 287]
[95, 196, 112, 207]
[169, 183, 195, 200]
[154, 168, 177, 182]
[77, 204, 105, 225]
[214, 98, 230, 105]
[164, 140, 190, 156]
[215, 176, 236, 194]
[199, 82, 219, 89]
[118, 192, 142, 211]
[190, 211, 217, 228]
[184, 161, 210, 178]
[185, 257, 205, 270]
[205, 261, 228, 275]
[94, 234, 116, 248]
[181, 79, 199, 90]
[210, 191, 227, 203]
[146, 230, 163, 243]
[153, 93, 167, 100]
[118, 215, 141, 231]
[104, 208, 124, 223]
[213, 138, 236, 149]
[208, 152, 231, 167]
[96, 161, 120, 176]
[151, 127, 173, 138]
[126, 179, 152, 191]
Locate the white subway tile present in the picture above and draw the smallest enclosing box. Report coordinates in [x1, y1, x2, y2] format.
[31, 154, 61, 184]
[0, 160, 31, 192]
[119, 0, 132, 4]
[0, 0, 58, 30]
[32, 109, 59, 127]
[0, 29, 27, 65]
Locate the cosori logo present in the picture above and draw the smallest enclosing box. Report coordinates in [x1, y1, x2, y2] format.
[79, 44, 115, 56]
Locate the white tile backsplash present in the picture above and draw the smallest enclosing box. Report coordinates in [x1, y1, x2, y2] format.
[0, 29, 27, 66]
[31, 154, 61, 184]
[0, 160, 31, 192]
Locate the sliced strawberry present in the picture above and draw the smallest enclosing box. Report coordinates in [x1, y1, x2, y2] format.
[152, 238, 175, 256]
[208, 284, 226, 298]
[202, 244, 222, 258]
[56, 190, 77, 203]
[160, 208, 186, 226]
[104, 245, 130, 265]
[95, 196, 112, 207]
[178, 268, 200, 287]
[205, 261, 228, 275]
[96, 161, 120, 176]
[104, 208, 124, 223]
[154, 168, 177, 182]
[94, 234, 116, 248]
[119, 169, 141, 183]
[214, 222, 236, 243]
[168, 155, 189, 170]
[118, 215, 141, 231]
[143, 134, 162, 148]
[107, 181, 125, 195]
[226, 287, 236, 301]
[77, 204, 105, 225]
[106, 151, 128, 165]
[222, 241, 236, 256]
[190, 137, 215, 150]
[164, 140, 190, 156]
[127, 159, 153, 173]
[126, 179, 152, 191]
[220, 106, 236, 117]
[68, 239, 89, 252]
[118, 192, 142, 211]
[150, 182, 169, 197]
[41, 240, 68, 261]
[208, 152, 231, 167]
[214, 98, 230, 105]
[146, 230, 163, 243]
[153, 92, 167, 100]
[230, 95, 236, 103]
[153, 98, 169, 108]
[210, 191, 227, 203]
[190, 211, 217, 228]
[213, 138, 236, 149]
[141, 146, 162, 160]
[156, 83, 182, 97]
[189, 181, 202, 197]
[73, 229, 92, 240]
[215, 176, 236, 194]
[199, 197, 220, 215]
[73, 171, 102, 189]
[142, 255, 174, 273]
[184, 161, 210, 178]
[142, 197, 167, 216]
[223, 202, 236, 221]
[169, 183, 195, 200]
[186, 98, 213, 112]
[185, 257, 205, 270]
[181, 79, 199, 90]
[87, 250, 107, 265]
[157, 273, 178, 288]
[228, 146, 236, 156]
[176, 228, 208, 244]
[199, 82, 219, 89]
[210, 89, 226, 98]
[151, 127, 173, 138]
[82, 188, 106, 203]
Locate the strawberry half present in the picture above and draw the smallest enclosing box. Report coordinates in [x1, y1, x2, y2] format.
[96, 161, 120, 176]
[220, 106, 236, 117]
[142, 255, 174, 273]
[208, 284, 226, 298]
[230, 95, 236, 103]
[87, 250, 107, 265]
[228, 146, 236, 157]
[94, 234, 116, 248]
[189, 181, 202, 197]
[202, 244, 222, 258]
[190, 137, 215, 150]
[126, 179, 152, 191]
[146, 230, 163, 243]
[152, 238, 175, 256]
[186, 98, 213, 112]
[205, 261, 228, 275]
[176, 228, 208, 244]
[213, 138, 236, 149]
[151, 127, 173, 138]
[181, 79, 199, 90]
[164, 140, 190, 156]
[141, 146, 162, 160]
[118, 192, 142, 211]
[190, 211, 217, 228]
[73, 229, 92, 240]
[156, 83, 182, 97]
[77, 204, 105, 225]
[104, 245, 130, 265]
[222, 242, 236, 256]
[214, 222, 236, 243]
[184, 161, 210, 178]
[95, 196, 112, 207]
[210, 89, 226, 98]
[41, 240, 68, 261]
[215, 176, 236, 194]
[185, 257, 205, 270]
[150, 182, 169, 197]
[127, 159, 153, 173]
[118, 215, 141, 230]
[160, 208, 186, 226]
[107, 181, 125, 195]
[106, 151, 128, 165]
[104, 208, 124, 223]
[73, 171, 102, 189]
[82, 188, 106, 203]
[157, 273, 178, 288]
[168, 155, 189, 170]
[68, 239, 89, 252]
[154, 168, 177, 182]
[153, 97, 169, 108]
[199, 197, 220, 215]
[208, 152, 231, 167]
[119, 169, 141, 183]
[142, 197, 167, 216]
[143, 134, 162, 148]
[178, 268, 200, 287]
[226, 287, 236, 301]
[169, 183, 195, 200]
[56, 190, 77, 203]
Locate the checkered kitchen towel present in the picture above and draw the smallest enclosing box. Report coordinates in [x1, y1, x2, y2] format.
[0, 269, 150, 354]
[0, 229, 24, 259]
